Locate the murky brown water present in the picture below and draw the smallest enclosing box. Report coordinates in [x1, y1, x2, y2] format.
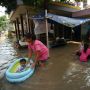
[0, 32, 90, 90]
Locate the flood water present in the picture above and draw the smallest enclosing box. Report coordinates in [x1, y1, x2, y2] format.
[0, 32, 90, 90]
[0, 33, 17, 79]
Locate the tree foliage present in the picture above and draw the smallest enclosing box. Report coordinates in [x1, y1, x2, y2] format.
[0, 0, 53, 13]
[0, 15, 7, 31]
[0, 0, 17, 14]
[22, 0, 52, 9]
[0, 0, 86, 13]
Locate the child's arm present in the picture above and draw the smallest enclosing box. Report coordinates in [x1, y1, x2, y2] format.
[16, 66, 21, 72]
[28, 48, 33, 61]
[31, 50, 40, 68]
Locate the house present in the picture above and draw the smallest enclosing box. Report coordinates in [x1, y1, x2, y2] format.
[47, 1, 90, 41]
[10, 0, 90, 47]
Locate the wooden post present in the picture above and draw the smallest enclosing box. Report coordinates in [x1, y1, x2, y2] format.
[27, 11, 31, 33]
[16, 18, 21, 40]
[45, 9, 49, 48]
[14, 20, 18, 41]
[20, 14, 24, 37]
[26, 10, 30, 33]
[63, 25, 64, 38]
[45, 9, 50, 57]
[28, 18, 32, 33]
[44, 0, 48, 9]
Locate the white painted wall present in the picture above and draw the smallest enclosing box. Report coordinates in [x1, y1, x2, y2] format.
[87, 0, 90, 5]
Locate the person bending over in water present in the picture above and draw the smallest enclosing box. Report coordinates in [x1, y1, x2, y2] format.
[24, 33, 49, 68]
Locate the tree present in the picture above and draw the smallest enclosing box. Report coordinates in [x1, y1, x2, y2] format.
[0, 0, 52, 13]
[22, 0, 52, 9]
[0, 15, 7, 31]
[0, 0, 85, 14]
[0, 0, 17, 14]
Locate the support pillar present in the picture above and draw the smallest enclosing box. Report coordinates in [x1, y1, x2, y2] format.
[26, 11, 29, 32]
[16, 18, 21, 40]
[14, 20, 18, 41]
[28, 18, 31, 33]
[20, 14, 24, 37]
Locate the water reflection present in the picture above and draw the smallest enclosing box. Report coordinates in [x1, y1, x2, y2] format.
[0, 33, 16, 79]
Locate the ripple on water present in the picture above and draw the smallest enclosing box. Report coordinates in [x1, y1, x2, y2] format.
[63, 61, 90, 88]
[0, 34, 17, 79]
